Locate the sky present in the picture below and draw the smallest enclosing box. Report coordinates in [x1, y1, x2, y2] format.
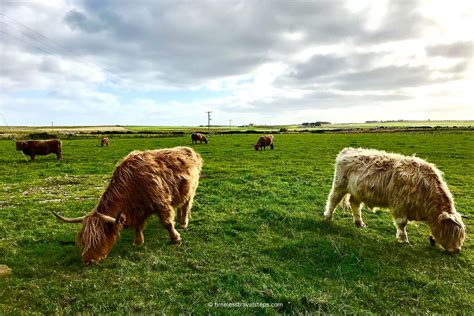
[0, 0, 472, 126]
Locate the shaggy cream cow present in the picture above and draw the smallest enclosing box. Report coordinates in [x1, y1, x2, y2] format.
[324, 148, 466, 252]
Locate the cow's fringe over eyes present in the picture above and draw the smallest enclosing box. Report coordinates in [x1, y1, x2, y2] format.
[77, 215, 109, 255]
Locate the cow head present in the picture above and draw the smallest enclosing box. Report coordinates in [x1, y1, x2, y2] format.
[254, 144, 260, 151]
[52, 210, 126, 264]
[432, 212, 466, 253]
[204, 137, 208, 144]
[16, 141, 27, 151]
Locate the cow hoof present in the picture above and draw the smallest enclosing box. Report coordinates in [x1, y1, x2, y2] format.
[171, 237, 182, 244]
[133, 240, 144, 246]
[323, 211, 333, 221]
[355, 221, 367, 228]
[397, 237, 409, 244]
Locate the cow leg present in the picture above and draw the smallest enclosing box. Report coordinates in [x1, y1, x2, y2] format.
[178, 198, 194, 229]
[324, 184, 347, 220]
[157, 204, 181, 243]
[30, 155, 35, 161]
[394, 217, 409, 243]
[176, 207, 182, 225]
[349, 195, 366, 228]
[134, 222, 145, 246]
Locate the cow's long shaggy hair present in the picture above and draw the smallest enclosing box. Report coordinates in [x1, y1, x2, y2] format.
[324, 147, 466, 252]
[77, 214, 121, 258]
[57, 146, 202, 264]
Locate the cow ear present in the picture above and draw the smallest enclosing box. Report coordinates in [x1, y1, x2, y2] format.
[438, 212, 463, 228]
[115, 212, 126, 225]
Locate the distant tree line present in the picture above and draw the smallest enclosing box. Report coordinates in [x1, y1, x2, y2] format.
[366, 119, 406, 123]
[301, 121, 331, 127]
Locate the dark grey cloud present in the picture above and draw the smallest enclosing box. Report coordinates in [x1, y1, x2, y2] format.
[55, 0, 429, 85]
[333, 62, 469, 91]
[449, 60, 471, 73]
[219, 90, 410, 114]
[335, 65, 432, 90]
[64, 10, 105, 33]
[288, 55, 349, 80]
[281, 47, 471, 92]
[39, 58, 61, 73]
[2, 0, 434, 88]
[426, 41, 472, 59]
[286, 52, 380, 83]
[362, 1, 428, 43]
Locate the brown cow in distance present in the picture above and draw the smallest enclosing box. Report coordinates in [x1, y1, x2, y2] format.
[16, 139, 62, 161]
[254, 135, 274, 151]
[52, 146, 203, 264]
[101, 137, 109, 147]
[191, 132, 208, 144]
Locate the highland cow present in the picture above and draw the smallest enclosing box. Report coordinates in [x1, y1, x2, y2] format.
[191, 132, 208, 144]
[16, 139, 62, 161]
[324, 147, 465, 252]
[52, 146, 203, 264]
[101, 137, 109, 147]
[254, 135, 274, 151]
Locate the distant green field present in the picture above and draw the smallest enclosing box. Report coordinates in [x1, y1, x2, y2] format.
[1, 120, 472, 136]
[0, 132, 473, 314]
[320, 120, 474, 129]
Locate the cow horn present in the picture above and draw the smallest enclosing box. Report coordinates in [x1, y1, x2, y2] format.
[97, 212, 124, 225]
[97, 212, 117, 224]
[51, 211, 85, 223]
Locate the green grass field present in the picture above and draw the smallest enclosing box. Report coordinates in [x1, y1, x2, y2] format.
[0, 132, 473, 314]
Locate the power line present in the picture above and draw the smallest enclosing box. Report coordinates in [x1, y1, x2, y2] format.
[0, 14, 131, 86]
[0, 21, 98, 73]
[0, 29, 59, 57]
[0, 14, 122, 75]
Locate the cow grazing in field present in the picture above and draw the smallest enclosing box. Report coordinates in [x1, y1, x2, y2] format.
[100, 137, 109, 147]
[324, 147, 466, 252]
[254, 135, 274, 151]
[191, 132, 208, 144]
[52, 146, 203, 264]
[16, 139, 62, 161]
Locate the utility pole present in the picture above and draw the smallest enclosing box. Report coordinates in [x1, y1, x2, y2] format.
[205, 111, 212, 136]
[51, 121, 54, 132]
[229, 119, 232, 129]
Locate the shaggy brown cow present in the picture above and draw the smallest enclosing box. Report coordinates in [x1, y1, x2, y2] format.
[101, 137, 109, 147]
[191, 132, 208, 144]
[52, 146, 203, 264]
[16, 139, 62, 161]
[254, 135, 274, 151]
[324, 148, 466, 252]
